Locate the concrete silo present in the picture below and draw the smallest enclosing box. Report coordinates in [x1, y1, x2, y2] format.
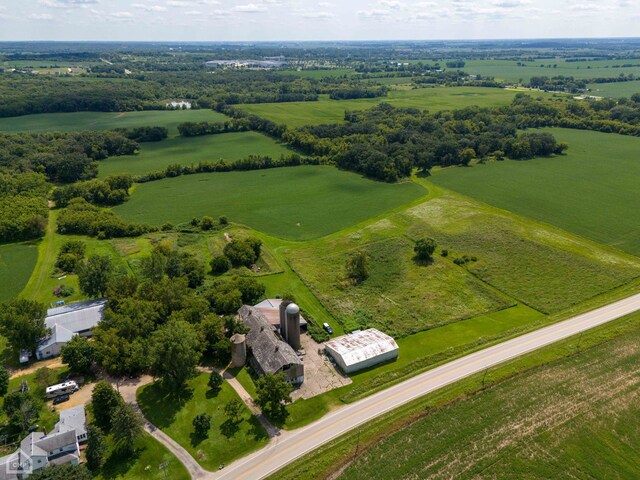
[230, 333, 247, 368]
[285, 302, 301, 350]
[279, 300, 292, 340]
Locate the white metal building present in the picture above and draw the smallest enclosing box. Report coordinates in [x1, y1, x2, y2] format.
[324, 328, 399, 374]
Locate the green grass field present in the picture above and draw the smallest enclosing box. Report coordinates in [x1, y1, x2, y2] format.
[237, 88, 546, 127]
[95, 432, 190, 480]
[0, 109, 228, 136]
[137, 373, 268, 471]
[275, 69, 355, 79]
[461, 58, 640, 83]
[588, 80, 640, 98]
[115, 166, 426, 240]
[0, 242, 39, 302]
[98, 131, 295, 178]
[431, 128, 640, 256]
[339, 320, 640, 480]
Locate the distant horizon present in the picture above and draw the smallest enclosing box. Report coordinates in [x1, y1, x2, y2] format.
[1, 1, 637, 43]
[1, 36, 640, 44]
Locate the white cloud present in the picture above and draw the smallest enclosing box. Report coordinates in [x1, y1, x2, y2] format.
[232, 3, 267, 13]
[111, 11, 134, 17]
[29, 13, 54, 19]
[132, 3, 168, 11]
[379, 0, 402, 9]
[357, 8, 390, 18]
[301, 11, 336, 18]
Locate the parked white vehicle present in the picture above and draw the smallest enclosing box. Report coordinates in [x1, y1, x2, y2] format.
[45, 381, 79, 399]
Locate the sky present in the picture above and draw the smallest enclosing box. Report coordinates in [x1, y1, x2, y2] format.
[0, 0, 638, 42]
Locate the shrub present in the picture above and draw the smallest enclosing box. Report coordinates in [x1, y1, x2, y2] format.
[201, 216, 215, 231]
[193, 412, 211, 438]
[210, 255, 231, 275]
[53, 285, 75, 298]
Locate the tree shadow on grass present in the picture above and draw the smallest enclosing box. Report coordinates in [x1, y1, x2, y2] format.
[205, 386, 222, 399]
[189, 431, 208, 448]
[137, 382, 194, 429]
[412, 255, 434, 267]
[219, 418, 241, 439]
[100, 444, 143, 479]
[248, 415, 269, 441]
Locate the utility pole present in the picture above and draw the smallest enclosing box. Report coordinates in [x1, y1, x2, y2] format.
[481, 368, 489, 389]
[353, 428, 362, 461]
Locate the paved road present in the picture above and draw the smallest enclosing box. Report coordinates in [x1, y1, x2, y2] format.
[207, 292, 640, 480]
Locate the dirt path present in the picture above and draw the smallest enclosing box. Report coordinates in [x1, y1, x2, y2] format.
[10, 358, 63, 378]
[21, 210, 57, 300]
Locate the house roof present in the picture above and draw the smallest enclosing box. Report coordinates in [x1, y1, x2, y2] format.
[20, 433, 47, 458]
[253, 299, 308, 328]
[54, 406, 87, 438]
[324, 329, 399, 367]
[32, 430, 77, 455]
[238, 305, 302, 374]
[37, 324, 75, 353]
[45, 299, 106, 334]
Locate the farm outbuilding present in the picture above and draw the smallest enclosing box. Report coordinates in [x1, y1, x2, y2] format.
[324, 329, 399, 374]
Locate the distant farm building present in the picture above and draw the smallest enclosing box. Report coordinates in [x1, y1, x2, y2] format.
[324, 329, 399, 374]
[238, 304, 304, 385]
[36, 299, 106, 360]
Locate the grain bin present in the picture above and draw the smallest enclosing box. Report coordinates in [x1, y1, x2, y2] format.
[285, 302, 301, 350]
[230, 333, 247, 367]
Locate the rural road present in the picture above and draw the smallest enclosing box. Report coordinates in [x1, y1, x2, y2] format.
[204, 292, 640, 480]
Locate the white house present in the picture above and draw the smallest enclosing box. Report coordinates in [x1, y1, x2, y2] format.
[36, 299, 106, 360]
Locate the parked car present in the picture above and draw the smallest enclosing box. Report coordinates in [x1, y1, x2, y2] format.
[53, 394, 70, 405]
[322, 323, 333, 335]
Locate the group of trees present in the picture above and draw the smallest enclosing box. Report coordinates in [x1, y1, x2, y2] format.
[0, 170, 49, 242]
[52, 174, 133, 207]
[55, 240, 87, 273]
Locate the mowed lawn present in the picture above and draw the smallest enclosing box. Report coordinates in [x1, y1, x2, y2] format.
[137, 373, 268, 471]
[237, 88, 538, 127]
[98, 131, 296, 178]
[0, 242, 39, 302]
[0, 109, 228, 136]
[431, 128, 640, 256]
[115, 166, 426, 240]
[339, 320, 640, 480]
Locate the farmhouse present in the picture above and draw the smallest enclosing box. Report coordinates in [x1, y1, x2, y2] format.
[36, 299, 106, 360]
[324, 328, 399, 374]
[238, 305, 304, 384]
[0, 406, 87, 479]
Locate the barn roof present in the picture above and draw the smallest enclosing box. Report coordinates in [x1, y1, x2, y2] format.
[238, 305, 302, 375]
[45, 299, 106, 334]
[324, 329, 399, 367]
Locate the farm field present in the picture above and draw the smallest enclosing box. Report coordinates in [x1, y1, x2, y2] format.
[114, 166, 426, 240]
[137, 373, 268, 471]
[98, 131, 295, 178]
[237, 88, 547, 128]
[431, 128, 640, 256]
[0, 109, 228, 136]
[588, 80, 640, 98]
[338, 321, 640, 480]
[288, 188, 640, 335]
[461, 58, 640, 83]
[0, 242, 39, 302]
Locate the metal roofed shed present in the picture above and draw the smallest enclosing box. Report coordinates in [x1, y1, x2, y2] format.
[324, 329, 399, 374]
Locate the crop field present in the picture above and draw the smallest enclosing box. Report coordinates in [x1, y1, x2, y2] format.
[288, 189, 640, 335]
[339, 323, 640, 480]
[237, 88, 545, 128]
[98, 131, 295, 178]
[461, 58, 640, 83]
[0, 242, 39, 302]
[137, 373, 268, 471]
[0, 109, 228, 136]
[431, 128, 640, 256]
[588, 80, 640, 98]
[114, 166, 426, 240]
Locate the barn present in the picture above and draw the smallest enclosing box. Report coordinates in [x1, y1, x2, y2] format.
[324, 329, 399, 374]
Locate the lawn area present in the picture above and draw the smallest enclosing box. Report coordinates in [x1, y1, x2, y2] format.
[0, 242, 39, 302]
[588, 80, 640, 98]
[21, 211, 132, 306]
[98, 131, 296, 178]
[338, 319, 640, 480]
[237, 87, 543, 127]
[137, 373, 268, 470]
[431, 128, 640, 256]
[115, 166, 426, 241]
[95, 432, 190, 480]
[0, 109, 228, 136]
